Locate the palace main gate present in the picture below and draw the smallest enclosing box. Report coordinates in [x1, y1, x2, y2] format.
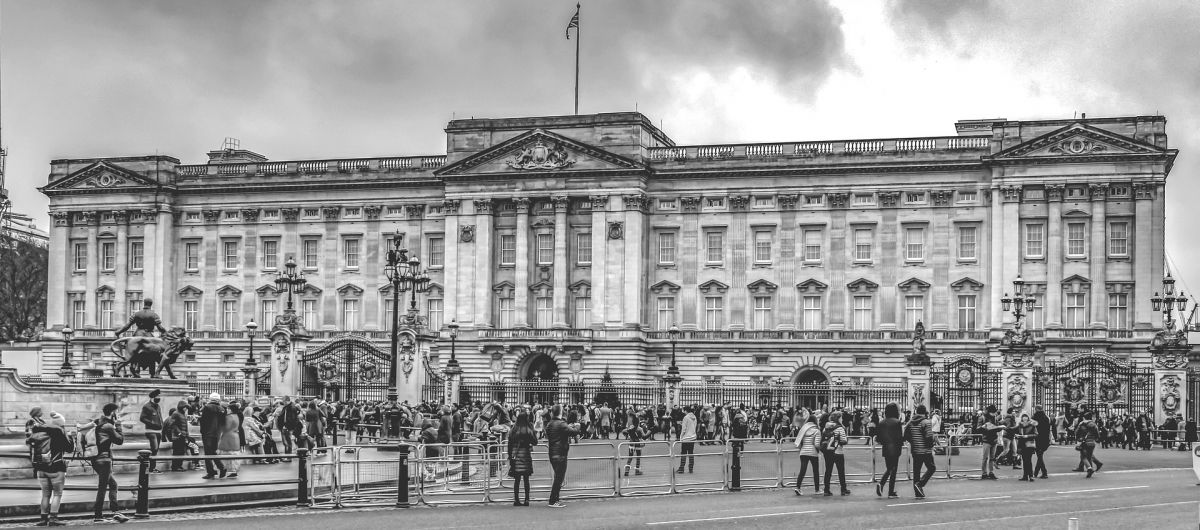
[300, 334, 391, 401]
[1034, 353, 1154, 415]
[930, 356, 1002, 417]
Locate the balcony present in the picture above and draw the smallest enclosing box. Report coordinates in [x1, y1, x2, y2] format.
[478, 328, 593, 340]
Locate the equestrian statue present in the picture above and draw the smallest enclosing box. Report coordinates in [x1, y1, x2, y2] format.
[108, 299, 194, 378]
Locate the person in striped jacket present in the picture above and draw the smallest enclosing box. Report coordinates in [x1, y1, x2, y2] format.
[904, 405, 938, 498]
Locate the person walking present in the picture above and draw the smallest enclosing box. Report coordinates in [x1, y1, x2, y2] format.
[544, 405, 580, 508]
[199, 393, 228, 479]
[507, 411, 537, 506]
[793, 412, 821, 496]
[28, 412, 73, 526]
[1077, 412, 1102, 477]
[218, 403, 243, 478]
[979, 405, 1004, 480]
[677, 405, 698, 474]
[139, 389, 164, 474]
[1032, 406, 1052, 479]
[622, 420, 650, 476]
[1015, 413, 1038, 481]
[91, 403, 128, 523]
[165, 406, 190, 471]
[904, 405, 936, 498]
[875, 402, 903, 498]
[821, 411, 851, 496]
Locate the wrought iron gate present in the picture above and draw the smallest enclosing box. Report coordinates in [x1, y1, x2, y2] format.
[930, 356, 1002, 417]
[1035, 353, 1154, 415]
[1187, 369, 1200, 421]
[300, 334, 391, 401]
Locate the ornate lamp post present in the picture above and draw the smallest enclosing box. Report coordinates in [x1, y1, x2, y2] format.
[1150, 272, 1189, 331]
[1000, 276, 1037, 327]
[384, 231, 431, 403]
[444, 320, 462, 405]
[999, 276, 1038, 418]
[274, 256, 308, 328]
[663, 323, 682, 409]
[1148, 272, 1193, 424]
[57, 326, 75, 382]
[242, 320, 260, 398]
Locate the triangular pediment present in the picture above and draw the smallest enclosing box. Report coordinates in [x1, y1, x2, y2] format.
[41, 161, 163, 193]
[796, 279, 828, 293]
[649, 280, 681, 294]
[897, 277, 931, 292]
[435, 129, 645, 177]
[847, 278, 879, 293]
[991, 123, 1165, 160]
[698, 279, 729, 294]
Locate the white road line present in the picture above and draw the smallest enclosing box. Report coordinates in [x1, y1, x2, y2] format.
[1056, 485, 1149, 494]
[887, 495, 1010, 507]
[881, 500, 1199, 529]
[645, 510, 819, 525]
[1103, 467, 1189, 474]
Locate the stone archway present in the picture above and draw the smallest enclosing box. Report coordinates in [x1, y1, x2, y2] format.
[515, 352, 560, 405]
[790, 366, 831, 411]
[518, 352, 559, 381]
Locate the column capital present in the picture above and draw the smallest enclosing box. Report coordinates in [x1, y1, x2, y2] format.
[112, 210, 129, 224]
[878, 191, 900, 208]
[321, 206, 340, 221]
[1089, 183, 1108, 201]
[363, 205, 382, 220]
[241, 208, 261, 222]
[552, 195, 570, 213]
[201, 209, 220, 224]
[680, 196, 701, 212]
[442, 200, 461, 215]
[729, 195, 751, 210]
[514, 197, 531, 214]
[588, 195, 608, 211]
[1046, 184, 1065, 202]
[828, 192, 850, 209]
[622, 194, 649, 212]
[405, 204, 425, 219]
[1133, 181, 1156, 200]
[50, 211, 70, 227]
[80, 211, 98, 226]
[473, 199, 494, 215]
[281, 207, 301, 222]
[1000, 185, 1022, 203]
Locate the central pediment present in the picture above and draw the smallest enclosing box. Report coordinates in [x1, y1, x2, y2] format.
[990, 122, 1167, 160]
[435, 129, 645, 177]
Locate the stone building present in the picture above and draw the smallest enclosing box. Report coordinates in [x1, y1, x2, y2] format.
[36, 111, 1190, 415]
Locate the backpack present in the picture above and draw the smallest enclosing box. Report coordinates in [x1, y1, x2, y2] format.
[79, 428, 98, 458]
[27, 431, 53, 469]
[822, 426, 841, 451]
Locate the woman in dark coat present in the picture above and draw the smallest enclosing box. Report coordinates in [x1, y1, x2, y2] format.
[507, 411, 537, 506]
[1032, 407, 1052, 479]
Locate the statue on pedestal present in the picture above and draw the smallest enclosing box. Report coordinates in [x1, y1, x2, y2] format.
[905, 321, 931, 366]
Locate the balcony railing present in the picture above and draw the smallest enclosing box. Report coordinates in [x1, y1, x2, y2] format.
[647, 135, 990, 162]
[478, 328, 593, 339]
[177, 155, 446, 178]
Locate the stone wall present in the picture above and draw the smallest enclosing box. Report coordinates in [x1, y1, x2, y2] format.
[0, 367, 192, 436]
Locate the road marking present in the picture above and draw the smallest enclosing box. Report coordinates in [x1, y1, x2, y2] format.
[645, 510, 818, 525]
[881, 500, 1199, 529]
[1102, 467, 1189, 474]
[1056, 485, 1149, 494]
[887, 495, 1010, 507]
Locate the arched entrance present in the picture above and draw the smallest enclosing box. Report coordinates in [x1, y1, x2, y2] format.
[791, 368, 830, 411]
[517, 353, 560, 405]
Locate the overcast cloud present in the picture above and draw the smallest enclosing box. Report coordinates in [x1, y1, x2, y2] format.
[2, 0, 1198, 294]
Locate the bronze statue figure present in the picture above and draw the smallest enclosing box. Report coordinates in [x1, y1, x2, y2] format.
[109, 326, 194, 378]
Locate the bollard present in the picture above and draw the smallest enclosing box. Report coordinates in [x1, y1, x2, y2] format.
[135, 450, 151, 519]
[729, 441, 742, 492]
[1067, 517, 1079, 530]
[296, 448, 310, 507]
[396, 444, 410, 508]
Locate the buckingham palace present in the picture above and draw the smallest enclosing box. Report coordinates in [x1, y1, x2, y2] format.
[34, 110, 1193, 414]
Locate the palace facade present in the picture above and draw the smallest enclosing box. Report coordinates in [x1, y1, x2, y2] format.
[37, 112, 1180, 395]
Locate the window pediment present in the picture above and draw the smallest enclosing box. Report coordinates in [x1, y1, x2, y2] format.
[698, 279, 729, 294]
[336, 283, 364, 297]
[650, 280, 681, 294]
[256, 284, 281, 296]
[426, 283, 444, 298]
[846, 278, 879, 293]
[950, 277, 984, 292]
[492, 281, 516, 297]
[897, 278, 931, 293]
[177, 285, 203, 298]
[568, 280, 591, 296]
[1061, 274, 1091, 293]
[1105, 282, 1134, 294]
[530, 281, 554, 297]
[747, 279, 779, 294]
[215, 285, 242, 298]
[796, 279, 828, 294]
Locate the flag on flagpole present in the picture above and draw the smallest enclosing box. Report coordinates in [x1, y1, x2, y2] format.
[566, 4, 579, 39]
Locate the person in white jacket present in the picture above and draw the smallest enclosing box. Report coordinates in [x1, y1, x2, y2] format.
[793, 411, 822, 496]
[676, 406, 698, 474]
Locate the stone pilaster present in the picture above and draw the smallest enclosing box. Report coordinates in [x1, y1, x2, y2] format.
[513, 198, 530, 328]
[1133, 183, 1155, 328]
[588, 195, 608, 328]
[47, 212, 70, 328]
[1045, 185, 1064, 328]
[1089, 184, 1108, 327]
[473, 199, 495, 328]
[114, 211, 128, 324]
[552, 196, 569, 328]
[83, 212, 99, 328]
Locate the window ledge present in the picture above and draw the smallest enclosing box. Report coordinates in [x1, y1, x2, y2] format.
[752, 263, 773, 269]
[1065, 256, 1089, 262]
[956, 259, 978, 265]
[1106, 255, 1131, 262]
[657, 264, 677, 269]
[1023, 257, 1046, 263]
[852, 261, 874, 267]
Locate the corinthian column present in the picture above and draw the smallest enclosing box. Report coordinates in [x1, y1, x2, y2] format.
[514, 198, 530, 328]
[552, 196, 569, 328]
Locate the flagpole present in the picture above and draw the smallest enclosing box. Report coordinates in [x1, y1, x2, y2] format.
[574, 3, 580, 115]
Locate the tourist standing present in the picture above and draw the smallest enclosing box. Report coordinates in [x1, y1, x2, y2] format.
[91, 403, 128, 523]
[544, 405, 580, 508]
[165, 406, 190, 471]
[822, 411, 850, 496]
[25, 407, 44, 437]
[1015, 413, 1038, 481]
[507, 411, 537, 506]
[139, 389, 164, 474]
[979, 405, 1004, 480]
[199, 393, 227, 479]
[905, 405, 936, 498]
[677, 405, 698, 474]
[622, 420, 649, 476]
[1077, 412, 1102, 477]
[874, 402, 903, 498]
[28, 412, 73, 526]
[1032, 406, 1052, 478]
[793, 412, 821, 496]
[218, 403, 243, 478]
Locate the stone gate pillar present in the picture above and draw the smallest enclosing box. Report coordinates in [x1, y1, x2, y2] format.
[1000, 344, 1037, 419]
[905, 323, 932, 412]
[1149, 336, 1191, 425]
[394, 330, 424, 405]
[269, 329, 306, 398]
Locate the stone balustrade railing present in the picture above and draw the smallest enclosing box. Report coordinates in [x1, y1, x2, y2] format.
[647, 136, 990, 161]
[177, 155, 447, 178]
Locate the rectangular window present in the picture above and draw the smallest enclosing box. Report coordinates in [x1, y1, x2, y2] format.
[183, 301, 198, 332]
[706, 231, 724, 264]
[535, 297, 553, 328]
[384, 294, 395, 328]
[1065, 293, 1087, 328]
[704, 296, 724, 330]
[705, 355, 721, 366]
[657, 199, 677, 210]
[852, 296, 873, 330]
[499, 235, 517, 266]
[221, 300, 238, 331]
[126, 293, 142, 317]
[905, 192, 926, 204]
[1067, 222, 1087, 257]
[128, 240, 144, 271]
[302, 300, 318, 330]
[343, 238, 360, 269]
[574, 296, 591, 327]
[754, 231, 772, 264]
[958, 191, 978, 202]
[753, 355, 770, 366]
[427, 298, 444, 331]
[753, 296, 772, 330]
[854, 228, 873, 262]
[1108, 221, 1129, 257]
[72, 300, 86, 329]
[658, 232, 676, 264]
[261, 299, 277, 329]
[805, 195, 823, 206]
[905, 227, 925, 261]
[223, 241, 239, 270]
[1108, 293, 1129, 329]
[576, 233, 592, 264]
[853, 194, 875, 205]
[99, 300, 114, 329]
[302, 239, 319, 269]
[101, 242, 115, 271]
[223, 353, 235, 363]
[498, 297, 515, 328]
[656, 297, 675, 330]
[854, 356, 871, 367]
[428, 237, 445, 267]
[957, 295, 977, 330]
[803, 229, 822, 262]
[802, 296, 822, 330]
[754, 196, 773, 208]
[536, 233, 554, 265]
[1025, 223, 1045, 258]
[959, 226, 977, 260]
[904, 295, 925, 330]
[262, 209, 280, 221]
[1027, 294, 1044, 330]
[73, 243, 87, 271]
[262, 239, 278, 269]
[342, 299, 359, 329]
[184, 242, 199, 271]
[705, 197, 725, 209]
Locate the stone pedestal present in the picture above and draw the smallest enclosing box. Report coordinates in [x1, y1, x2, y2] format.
[1151, 345, 1191, 425]
[270, 329, 307, 398]
[1000, 344, 1037, 418]
[664, 368, 682, 410]
[394, 330, 424, 406]
[905, 361, 932, 413]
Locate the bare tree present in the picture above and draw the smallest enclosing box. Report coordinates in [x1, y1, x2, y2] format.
[0, 234, 47, 342]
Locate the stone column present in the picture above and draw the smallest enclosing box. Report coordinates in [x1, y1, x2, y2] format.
[999, 186, 1022, 326]
[441, 200, 462, 326]
[1150, 343, 1190, 425]
[114, 211, 129, 323]
[514, 198, 530, 328]
[47, 212, 70, 328]
[588, 196, 608, 329]
[1089, 184, 1108, 327]
[622, 195, 647, 327]
[1045, 185, 1064, 328]
[552, 196, 570, 328]
[1132, 183, 1155, 328]
[988, 188, 1004, 331]
[83, 212, 99, 328]
[363, 205, 382, 330]
[154, 207, 174, 317]
[471, 200, 494, 328]
[1000, 343, 1037, 419]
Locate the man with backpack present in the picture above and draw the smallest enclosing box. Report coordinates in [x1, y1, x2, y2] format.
[28, 411, 74, 527]
[905, 405, 937, 498]
[139, 389, 164, 474]
[91, 403, 128, 523]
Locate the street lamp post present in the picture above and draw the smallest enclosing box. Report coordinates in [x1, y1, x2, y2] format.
[663, 323, 682, 409]
[444, 321, 462, 406]
[242, 320, 260, 398]
[1150, 272, 1189, 331]
[274, 256, 308, 314]
[1000, 275, 1037, 327]
[57, 326, 74, 382]
[384, 231, 432, 403]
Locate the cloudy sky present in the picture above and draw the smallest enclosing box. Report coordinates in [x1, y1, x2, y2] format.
[3, 0, 1199, 298]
